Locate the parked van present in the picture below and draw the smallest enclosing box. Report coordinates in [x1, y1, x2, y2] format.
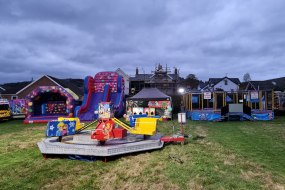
[0, 99, 11, 121]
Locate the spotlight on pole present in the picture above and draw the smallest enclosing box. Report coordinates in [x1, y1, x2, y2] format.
[178, 88, 185, 94]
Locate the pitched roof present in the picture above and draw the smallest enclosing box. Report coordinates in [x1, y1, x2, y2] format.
[240, 81, 277, 91]
[198, 81, 207, 89]
[130, 74, 153, 81]
[0, 86, 6, 93]
[127, 88, 171, 101]
[47, 76, 84, 96]
[130, 73, 180, 81]
[265, 77, 285, 91]
[208, 77, 241, 86]
[0, 81, 31, 94]
[168, 74, 179, 80]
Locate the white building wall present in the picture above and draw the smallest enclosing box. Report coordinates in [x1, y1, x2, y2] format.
[214, 79, 239, 91]
[124, 77, 130, 95]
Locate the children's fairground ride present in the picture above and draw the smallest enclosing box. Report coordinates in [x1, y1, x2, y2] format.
[38, 102, 185, 160]
[182, 90, 275, 121]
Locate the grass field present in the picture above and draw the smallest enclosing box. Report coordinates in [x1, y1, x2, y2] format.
[0, 118, 285, 190]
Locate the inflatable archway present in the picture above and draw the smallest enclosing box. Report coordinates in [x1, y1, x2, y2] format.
[24, 86, 74, 123]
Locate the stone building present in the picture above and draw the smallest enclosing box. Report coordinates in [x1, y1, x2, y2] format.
[129, 64, 181, 96]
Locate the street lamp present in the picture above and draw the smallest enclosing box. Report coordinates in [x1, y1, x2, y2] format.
[178, 88, 185, 94]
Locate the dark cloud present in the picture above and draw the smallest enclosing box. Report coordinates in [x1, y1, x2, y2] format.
[0, 0, 285, 84]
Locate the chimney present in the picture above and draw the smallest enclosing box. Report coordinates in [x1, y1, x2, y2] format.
[136, 67, 139, 75]
[174, 67, 178, 75]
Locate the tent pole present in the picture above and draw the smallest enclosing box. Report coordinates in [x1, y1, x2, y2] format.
[259, 91, 262, 111]
[198, 94, 200, 109]
[183, 94, 186, 110]
[184, 94, 186, 110]
[264, 91, 266, 110]
[222, 92, 224, 107]
[207, 99, 209, 108]
[201, 93, 204, 110]
[185, 94, 189, 110]
[190, 93, 192, 111]
[185, 94, 187, 110]
[248, 91, 250, 108]
[213, 92, 216, 111]
[271, 90, 274, 111]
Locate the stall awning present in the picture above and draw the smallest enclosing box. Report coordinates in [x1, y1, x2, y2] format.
[127, 88, 171, 101]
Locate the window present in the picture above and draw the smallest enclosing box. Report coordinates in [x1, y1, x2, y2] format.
[224, 80, 228, 85]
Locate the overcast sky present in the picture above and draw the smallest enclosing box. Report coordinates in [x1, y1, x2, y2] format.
[1, 0, 285, 83]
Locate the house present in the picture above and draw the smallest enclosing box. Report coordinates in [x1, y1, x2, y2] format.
[115, 68, 130, 96]
[0, 75, 84, 101]
[0, 86, 6, 98]
[201, 77, 241, 92]
[129, 64, 181, 96]
[240, 77, 285, 91]
[0, 81, 32, 100]
[240, 81, 275, 91]
[197, 81, 207, 91]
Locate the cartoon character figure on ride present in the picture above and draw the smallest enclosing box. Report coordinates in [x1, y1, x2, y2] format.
[91, 102, 127, 145]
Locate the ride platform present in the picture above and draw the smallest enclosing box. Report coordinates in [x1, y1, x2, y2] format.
[37, 131, 164, 157]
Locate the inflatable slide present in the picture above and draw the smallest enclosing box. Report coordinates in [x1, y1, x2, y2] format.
[75, 72, 125, 121]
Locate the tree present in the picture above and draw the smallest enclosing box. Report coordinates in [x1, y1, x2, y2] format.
[243, 73, 251, 82]
[186, 74, 198, 80]
[182, 74, 199, 89]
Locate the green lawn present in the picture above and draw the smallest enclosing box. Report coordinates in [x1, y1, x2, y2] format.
[0, 118, 284, 189]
